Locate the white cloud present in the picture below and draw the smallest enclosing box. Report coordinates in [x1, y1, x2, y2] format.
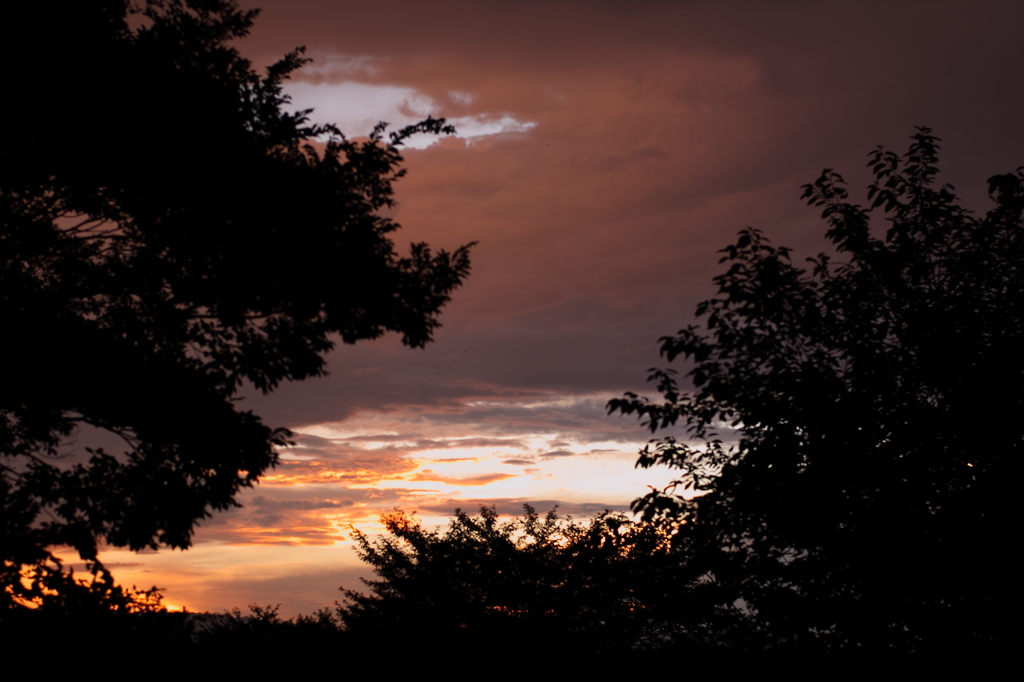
[284, 80, 535, 148]
[448, 90, 475, 105]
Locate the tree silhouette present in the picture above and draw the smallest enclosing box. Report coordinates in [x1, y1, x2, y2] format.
[1, 0, 472, 605]
[338, 506, 745, 654]
[610, 128, 1022, 658]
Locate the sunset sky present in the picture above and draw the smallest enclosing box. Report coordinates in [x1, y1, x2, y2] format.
[91, 0, 1024, 615]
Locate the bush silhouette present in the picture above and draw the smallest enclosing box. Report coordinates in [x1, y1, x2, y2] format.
[338, 505, 749, 655]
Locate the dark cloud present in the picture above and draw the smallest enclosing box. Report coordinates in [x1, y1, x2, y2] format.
[414, 497, 632, 517]
[538, 450, 576, 459]
[407, 470, 518, 486]
[338, 433, 424, 442]
[250, 495, 355, 511]
[289, 433, 336, 448]
[379, 437, 528, 450]
[266, 450, 418, 485]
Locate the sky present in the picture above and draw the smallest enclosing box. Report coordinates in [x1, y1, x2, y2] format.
[87, 0, 1024, 616]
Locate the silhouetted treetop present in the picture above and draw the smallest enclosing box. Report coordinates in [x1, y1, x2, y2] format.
[338, 506, 745, 652]
[610, 128, 1023, 656]
[1, 0, 472, 605]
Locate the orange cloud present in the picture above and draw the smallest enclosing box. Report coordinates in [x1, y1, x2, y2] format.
[407, 470, 518, 486]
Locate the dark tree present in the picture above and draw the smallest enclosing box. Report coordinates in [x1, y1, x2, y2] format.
[610, 129, 1022, 657]
[1, 0, 471, 604]
[338, 506, 745, 654]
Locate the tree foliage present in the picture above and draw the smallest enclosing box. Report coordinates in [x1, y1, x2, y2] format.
[1, 0, 471, 604]
[609, 128, 1023, 654]
[338, 505, 744, 652]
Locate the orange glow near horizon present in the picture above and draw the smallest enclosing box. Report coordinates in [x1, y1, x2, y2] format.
[85, 395, 686, 616]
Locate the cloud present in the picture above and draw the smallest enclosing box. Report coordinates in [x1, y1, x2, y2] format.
[261, 451, 418, 486]
[414, 497, 631, 518]
[250, 495, 355, 511]
[283, 70, 537, 149]
[406, 470, 518, 486]
[538, 450, 576, 459]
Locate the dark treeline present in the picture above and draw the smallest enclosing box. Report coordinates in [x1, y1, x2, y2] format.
[4, 505, 1012, 678]
[0, 506, 817, 677]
